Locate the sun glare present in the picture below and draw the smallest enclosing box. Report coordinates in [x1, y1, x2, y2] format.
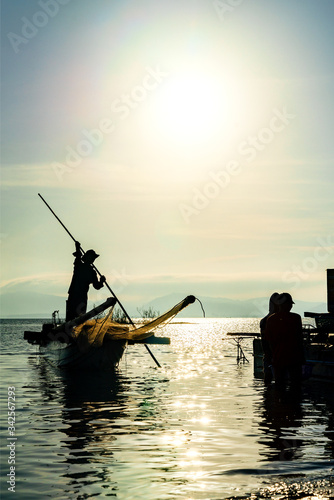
[153, 71, 232, 146]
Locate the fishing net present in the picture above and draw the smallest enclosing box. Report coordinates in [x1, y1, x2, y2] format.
[72, 295, 197, 351]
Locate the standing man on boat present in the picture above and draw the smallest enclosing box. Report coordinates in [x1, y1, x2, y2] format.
[264, 293, 304, 390]
[66, 241, 106, 321]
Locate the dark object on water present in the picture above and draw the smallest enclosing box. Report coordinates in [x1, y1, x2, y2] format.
[229, 270, 334, 383]
[24, 297, 116, 346]
[256, 269, 334, 383]
[37, 193, 161, 367]
[304, 268, 334, 338]
[24, 295, 198, 371]
[35, 195, 202, 369]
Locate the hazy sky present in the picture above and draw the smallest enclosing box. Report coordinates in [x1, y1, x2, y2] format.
[1, 0, 334, 315]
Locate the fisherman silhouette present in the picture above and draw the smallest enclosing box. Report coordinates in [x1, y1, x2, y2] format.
[66, 241, 106, 321]
[264, 293, 304, 390]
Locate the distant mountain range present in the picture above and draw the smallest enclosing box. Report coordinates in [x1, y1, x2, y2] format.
[0, 290, 327, 320]
[0, 291, 66, 319]
[141, 293, 327, 319]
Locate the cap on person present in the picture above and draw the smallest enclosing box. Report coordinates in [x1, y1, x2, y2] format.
[280, 292, 295, 304]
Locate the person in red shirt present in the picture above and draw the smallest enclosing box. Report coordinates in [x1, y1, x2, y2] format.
[264, 293, 304, 389]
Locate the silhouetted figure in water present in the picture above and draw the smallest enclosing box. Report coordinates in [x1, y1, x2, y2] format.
[260, 292, 280, 385]
[66, 241, 106, 321]
[264, 293, 304, 390]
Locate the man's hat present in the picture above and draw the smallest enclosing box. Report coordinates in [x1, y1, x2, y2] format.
[82, 249, 99, 261]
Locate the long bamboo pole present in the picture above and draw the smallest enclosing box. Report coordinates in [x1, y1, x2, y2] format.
[38, 193, 161, 367]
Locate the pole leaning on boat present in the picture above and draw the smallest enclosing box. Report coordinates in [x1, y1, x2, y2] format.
[37, 193, 161, 367]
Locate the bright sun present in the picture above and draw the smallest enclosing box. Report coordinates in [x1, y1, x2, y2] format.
[152, 71, 234, 146]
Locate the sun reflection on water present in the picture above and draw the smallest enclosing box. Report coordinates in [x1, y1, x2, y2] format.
[9, 317, 334, 499]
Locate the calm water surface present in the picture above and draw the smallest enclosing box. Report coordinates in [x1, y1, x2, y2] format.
[0, 318, 333, 499]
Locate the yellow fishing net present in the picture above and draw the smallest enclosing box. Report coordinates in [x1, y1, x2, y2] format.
[72, 295, 196, 350]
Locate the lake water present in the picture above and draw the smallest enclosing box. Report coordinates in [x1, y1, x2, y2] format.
[0, 318, 333, 499]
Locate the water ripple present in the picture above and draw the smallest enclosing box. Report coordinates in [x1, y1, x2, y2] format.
[0, 318, 333, 499]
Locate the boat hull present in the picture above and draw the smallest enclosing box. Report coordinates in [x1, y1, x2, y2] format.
[40, 338, 127, 371]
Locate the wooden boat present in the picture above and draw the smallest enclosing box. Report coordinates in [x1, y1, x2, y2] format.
[41, 335, 127, 371]
[24, 295, 196, 371]
[25, 198, 199, 371]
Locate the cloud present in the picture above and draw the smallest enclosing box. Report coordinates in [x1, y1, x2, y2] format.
[1, 164, 60, 188]
[0, 272, 69, 294]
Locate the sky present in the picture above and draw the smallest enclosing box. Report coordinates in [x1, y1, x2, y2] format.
[1, 0, 334, 316]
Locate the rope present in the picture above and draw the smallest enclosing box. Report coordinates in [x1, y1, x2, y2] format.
[90, 307, 113, 347]
[196, 298, 206, 317]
